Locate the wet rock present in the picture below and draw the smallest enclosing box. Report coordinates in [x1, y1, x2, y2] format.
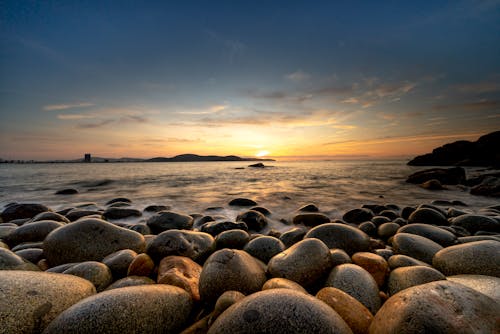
[450, 214, 500, 233]
[105, 197, 132, 205]
[371, 216, 391, 226]
[433, 240, 500, 277]
[325, 263, 381, 314]
[143, 204, 169, 213]
[147, 229, 215, 263]
[208, 289, 353, 334]
[65, 209, 102, 222]
[388, 254, 431, 269]
[458, 235, 500, 243]
[236, 210, 268, 231]
[279, 227, 306, 248]
[261, 277, 307, 293]
[46, 263, 78, 273]
[388, 265, 446, 295]
[406, 167, 466, 184]
[31, 212, 70, 224]
[0, 247, 39, 270]
[369, 280, 500, 334]
[250, 206, 271, 216]
[215, 229, 250, 249]
[157, 255, 202, 301]
[377, 222, 400, 240]
[317, 287, 373, 334]
[43, 218, 145, 266]
[351, 252, 389, 288]
[228, 198, 257, 206]
[298, 203, 319, 212]
[379, 209, 400, 220]
[447, 274, 500, 303]
[304, 223, 371, 255]
[128, 223, 151, 235]
[55, 188, 78, 195]
[12, 241, 44, 252]
[342, 208, 374, 224]
[15, 248, 44, 264]
[127, 253, 154, 277]
[105, 276, 155, 290]
[374, 248, 393, 260]
[4, 220, 64, 247]
[209, 291, 246, 325]
[398, 223, 457, 247]
[43, 285, 192, 334]
[63, 261, 113, 292]
[420, 179, 445, 190]
[470, 175, 500, 197]
[102, 249, 138, 279]
[330, 249, 352, 266]
[359, 221, 377, 236]
[199, 249, 266, 304]
[268, 238, 332, 288]
[146, 211, 193, 234]
[392, 232, 443, 264]
[107, 201, 131, 208]
[102, 207, 142, 220]
[201, 220, 248, 236]
[244, 236, 285, 263]
[292, 213, 330, 227]
[408, 207, 448, 226]
[1, 203, 50, 223]
[0, 225, 17, 240]
[0, 270, 96, 333]
[248, 162, 265, 168]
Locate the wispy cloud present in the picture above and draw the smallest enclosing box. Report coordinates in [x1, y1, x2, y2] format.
[57, 114, 96, 120]
[453, 82, 500, 94]
[175, 104, 229, 115]
[77, 119, 115, 129]
[43, 102, 95, 111]
[433, 100, 499, 111]
[286, 70, 311, 83]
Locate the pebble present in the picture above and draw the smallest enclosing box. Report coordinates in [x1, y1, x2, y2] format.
[143, 204, 169, 213]
[388, 265, 446, 295]
[102, 249, 138, 279]
[407, 207, 448, 226]
[228, 198, 257, 206]
[65, 209, 102, 222]
[0, 247, 40, 270]
[342, 208, 374, 224]
[398, 223, 457, 247]
[209, 291, 246, 325]
[127, 253, 154, 277]
[4, 220, 65, 247]
[261, 277, 307, 293]
[0, 270, 96, 333]
[236, 210, 268, 231]
[0, 203, 50, 223]
[43, 285, 193, 334]
[215, 229, 250, 249]
[330, 249, 352, 266]
[146, 211, 194, 234]
[55, 188, 78, 195]
[450, 214, 500, 233]
[391, 232, 443, 264]
[207, 289, 353, 334]
[43, 218, 145, 266]
[105, 276, 155, 290]
[292, 212, 330, 227]
[106, 197, 132, 205]
[157, 255, 202, 301]
[279, 227, 306, 248]
[388, 254, 431, 269]
[31, 211, 70, 223]
[201, 220, 248, 236]
[102, 207, 142, 220]
[63, 261, 113, 292]
[243, 236, 285, 263]
[298, 203, 319, 212]
[351, 252, 389, 288]
[304, 223, 371, 255]
[377, 222, 400, 239]
[15, 247, 44, 264]
[369, 280, 500, 333]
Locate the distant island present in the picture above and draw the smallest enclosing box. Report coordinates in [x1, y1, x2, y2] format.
[0, 153, 275, 164]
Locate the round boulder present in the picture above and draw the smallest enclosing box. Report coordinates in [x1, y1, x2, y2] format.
[398, 223, 457, 247]
[244, 236, 285, 263]
[4, 220, 64, 247]
[102, 249, 138, 279]
[451, 214, 500, 233]
[146, 211, 193, 234]
[388, 265, 446, 295]
[292, 213, 330, 227]
[407, 207, 448, 226]
[215, 229, 250, 249]
[342, 208, 373, 224]
[391, 232, 443, 264]
[1, 203, 50, 223]
[447, 274, 500, 303]
[63, 261, 113, 292]
[236, 210, 268, 231]
[102, 207, 142, 220]
[304, 223, 371, 255]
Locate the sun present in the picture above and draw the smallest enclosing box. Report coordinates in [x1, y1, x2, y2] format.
[256, 150, 270, 157]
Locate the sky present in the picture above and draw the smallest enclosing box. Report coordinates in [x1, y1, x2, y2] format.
[1, 0, 499, 160]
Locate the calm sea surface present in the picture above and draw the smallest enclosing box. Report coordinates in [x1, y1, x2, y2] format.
[1, 160, 498, 230]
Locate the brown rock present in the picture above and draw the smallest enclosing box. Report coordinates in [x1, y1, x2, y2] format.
[351, 252, 389, 288]
[127, 253, 154, 277]
[262, 278, 307, 293]
[157, 255, 202, 301]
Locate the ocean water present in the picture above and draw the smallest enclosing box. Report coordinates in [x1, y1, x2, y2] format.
[1, 160, 498, 230]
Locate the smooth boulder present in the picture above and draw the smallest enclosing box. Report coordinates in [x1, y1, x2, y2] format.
[146, 211, 193, 234]
[388, 265, 446, 295]
[391, 233, 443, 264]
[304, 223, 371, 255]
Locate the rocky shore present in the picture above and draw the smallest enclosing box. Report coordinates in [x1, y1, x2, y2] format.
[1, 198, 499, 333]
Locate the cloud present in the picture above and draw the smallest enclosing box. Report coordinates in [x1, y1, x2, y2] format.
[77, 119, 115, 129]
[286, 70, 311, 82]
[43, 102, 95, 111]
[175, 104, 229, 115]
[57, 114, 96, 120]
[454, 82, 500, 94]
[433, 100, 499, 111]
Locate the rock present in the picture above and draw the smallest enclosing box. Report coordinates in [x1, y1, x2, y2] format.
[433, 240, 500, 277]
[377, 222, 400, 239]
[304, 223, 371, 255]
[43, 285, 192, 334]
[228, 198, 257, 206]
[102, 207, 142, 220]
[420, 179, 445, 190]
[406, 167, 466, 185]
[63, 261, 113, 292]
[107, 201, 131, 208]
[298, 203, 319, 212]
[15, 248, 44, 264]
[325, 263, 381, 314]
[398, 223, 457, 247]
[458, 235, 500, 243]
[105, 276, 155, 290]
[65, 209, 102, 222]
[127, 253, 154, 277]
[146, 211, 193, 234]
[157, 255, 202, 301]
[236, 210, 268, 231]
[391, 232, 443, 264]
[292, 213, 330, 227]
[0, 247, 39, 270]
[408, 207, 448, 226]
[129, 224, 150, 235]
[351, 252, 389, 288]
[209, 291, 246, 325]
[143, 204, 169, 213]
[450, 214, 500, 233]
[330, 249, 352, 266]
[147, 229, 214, 263]
[201, 220, 248, 236]
[0, 270, 96, 333]
[342, 208, 374, 224]
[105, 197, 132, 205]
[369, 280, 500, 333]
[43, 218, 145, 266]
[55, 188, 78, 195]
[0, 225, 17, 239]
[102, 249, 138, 279]
[374, 248, 393, 260]
[316, 287, 373, 334]
[359, 221, 377, 236]
[199, 249, 266, 304]
[470, 176, 500, 197]
[379, 209, 400, 220]
[388, 254, 431, 269]
[261, 278, 307, 293]
[447, 274, 500, 303]
[11, 241, 43, 252]
[46, 263, 78, 273]
[31, 212, 70, 224]
[279, 227, 306, 248]
[215, 229, 250, 249]
[250, 206, 271, 216]
[207, 289, 353, 334]
[248, 162, 265, 168]
[1, 203, 50, 223]
[244, 236, 285, 263]
[388, 265, 446, 295]
[4, 220, 64, 247]
[268, 238, 332, 289]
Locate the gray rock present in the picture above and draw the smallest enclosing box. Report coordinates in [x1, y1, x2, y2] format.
[342, 208, 373, 224]
[63, 261, 113, 292]
[369, 280, 500, 334]
[65, 209, 102, 222]
[236, 210, 268, 231]
[388, 265, 446, 295]
[143, 204, 169, 213]
[330, 248, 352, 266]
[147, 229, 215, 263]
[377, 222, 400, 239]
[392, 232, 443, 264]
[102, 207, 142, 220]
[208, 289, 353, 334]
[4, 220, 64, 247]
[43, 285, 192, 334]
[458, 235, 500, 243]
[0, 225, 17, 240]
[244, 236, 285, 263]
[0, 247, 39, 271]
[199, 249, 266, 304]
[1, 204, 50, 223]
[15, 248, 44, 264]
[31, 212, 70, 224]
[398, 223, 457, 247]
[292, 213, 330, 227]
[43, 218, 145, 266]
[408, 207, 448, 226]
[128, 223, 151, 235]
[146, 211, 193, 234]
[304, 223, 371, 255]
[279, 227, 306, 248]
[451, 214, 500, 233]
[215, 229, 250, 249]
[102, 249, 138, 279]
[268, 238, 333, 288]
[105, 275, 155, 290]
[433, 240, 500, 277]
[325, 263, 381, 314]
[388, 254, 431, 269]
[0, 270, 96, 334]
[11, 241, 44, 252]
[201, 220, 248, 236]
[447, 274, 500, 303]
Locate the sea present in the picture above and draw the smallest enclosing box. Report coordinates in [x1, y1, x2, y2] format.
[1, 160, 498, 231]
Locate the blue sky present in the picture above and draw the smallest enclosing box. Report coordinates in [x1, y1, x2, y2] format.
[1, 1, 499, 159]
